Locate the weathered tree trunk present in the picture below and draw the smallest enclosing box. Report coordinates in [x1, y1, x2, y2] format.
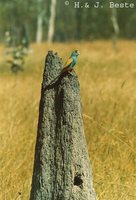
[30, 51, 96, 200]
[47, 0, 56, 43]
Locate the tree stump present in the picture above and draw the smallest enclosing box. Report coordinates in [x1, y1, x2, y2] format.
[30, 51, 96, 200]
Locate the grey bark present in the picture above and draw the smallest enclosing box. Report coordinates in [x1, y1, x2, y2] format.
[30, 51, 96, 200]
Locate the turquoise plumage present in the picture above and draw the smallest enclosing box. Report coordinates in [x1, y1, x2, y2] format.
[64, 50, 80, 70]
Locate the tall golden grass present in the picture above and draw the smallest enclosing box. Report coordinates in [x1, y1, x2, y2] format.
[0, 41, 136, 200]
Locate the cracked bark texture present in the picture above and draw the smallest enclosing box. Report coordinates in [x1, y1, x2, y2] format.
[30, 51, 96, 200]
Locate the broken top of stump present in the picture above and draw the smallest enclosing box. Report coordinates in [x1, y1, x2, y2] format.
[30, 51, 96, 200]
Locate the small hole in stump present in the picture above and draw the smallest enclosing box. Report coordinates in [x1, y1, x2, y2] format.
[74, 174, 83, 189]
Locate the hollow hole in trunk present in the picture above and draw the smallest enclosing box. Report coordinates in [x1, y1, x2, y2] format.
[74, 174, 83, 189]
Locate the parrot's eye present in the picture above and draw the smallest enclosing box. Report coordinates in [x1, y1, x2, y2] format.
[76, 50, 80, 55]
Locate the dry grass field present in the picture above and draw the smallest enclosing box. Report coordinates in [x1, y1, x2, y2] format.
[0, 41, 136, 200]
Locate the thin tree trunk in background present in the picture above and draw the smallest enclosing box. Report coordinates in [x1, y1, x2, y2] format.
[111, 8, 120, 51]
[36, 0, 44, 44]
[36, 13, 43, 43]
[47, 0, 56, 43]
[30, 51, 96, 200]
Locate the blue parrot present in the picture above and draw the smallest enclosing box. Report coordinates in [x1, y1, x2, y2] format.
[62, 50, 80, 73]
[49, 50, 80, 85]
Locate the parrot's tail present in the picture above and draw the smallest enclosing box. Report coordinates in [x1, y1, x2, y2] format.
[61, 66, 72, 74]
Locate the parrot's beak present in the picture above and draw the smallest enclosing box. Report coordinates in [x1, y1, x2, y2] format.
[77, 50, 80, 55]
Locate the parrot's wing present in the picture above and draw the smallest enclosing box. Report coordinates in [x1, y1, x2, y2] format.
[64, 57, 73, 68]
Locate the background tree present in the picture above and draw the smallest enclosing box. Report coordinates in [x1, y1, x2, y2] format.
[111, 8, 120, 51]
[47, 0, 56, 43]
[0, 0, 136, 43]
[36, 0, 46, 43]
